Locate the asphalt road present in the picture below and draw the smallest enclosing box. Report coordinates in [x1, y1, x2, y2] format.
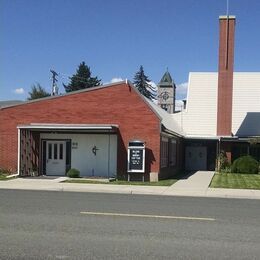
[0, 190, 260, 259]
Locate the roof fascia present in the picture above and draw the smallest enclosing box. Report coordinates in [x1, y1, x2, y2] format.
[0, 80, 128, 110]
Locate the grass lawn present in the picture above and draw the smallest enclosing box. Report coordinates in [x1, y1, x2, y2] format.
[64, 178, 178, 186]
[210, 173, 260, 190]
[0, 174, 9, 181]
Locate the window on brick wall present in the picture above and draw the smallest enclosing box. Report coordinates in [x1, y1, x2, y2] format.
[169, 139, 177, 166]
[161, 137, 169, 168]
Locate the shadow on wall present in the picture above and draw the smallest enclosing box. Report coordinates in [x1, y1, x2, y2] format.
[145, 147, 156, 181]
[116, 131, 127, 179]
[236, 112, 260, 137]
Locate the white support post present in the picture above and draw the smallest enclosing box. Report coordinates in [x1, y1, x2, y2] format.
[17, 128, 21, 176]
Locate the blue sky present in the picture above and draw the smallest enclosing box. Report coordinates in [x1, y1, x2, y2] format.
[1, 0, 260, 101]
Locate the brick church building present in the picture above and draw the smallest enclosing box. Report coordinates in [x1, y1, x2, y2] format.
[0, 15, 259, 181]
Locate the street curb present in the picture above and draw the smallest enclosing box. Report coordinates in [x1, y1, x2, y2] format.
[1, 184, 260, 200]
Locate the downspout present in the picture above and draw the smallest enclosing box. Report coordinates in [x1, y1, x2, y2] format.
[217, 137, 221, 172]
[107, 132, 111, 178]
[17, 128, 21, 175]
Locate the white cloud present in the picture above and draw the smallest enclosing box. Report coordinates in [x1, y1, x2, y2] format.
[176, 82, 188, 99]
[13, 88, 25, 94]
[110, 77, 123, 83]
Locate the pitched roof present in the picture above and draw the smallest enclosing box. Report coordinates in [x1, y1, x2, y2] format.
[159, 71, 174, 86]
[0, 81, 129, 110]
[0, 100, 24, 108]
[0, 80, 183, 137]
[146, 99, 183, 136]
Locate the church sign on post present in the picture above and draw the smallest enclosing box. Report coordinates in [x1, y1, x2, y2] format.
[127, 140, 145, 181]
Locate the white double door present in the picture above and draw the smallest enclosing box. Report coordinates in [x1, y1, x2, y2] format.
[185, 146, 207, 171]
[46, 141, 66, 176]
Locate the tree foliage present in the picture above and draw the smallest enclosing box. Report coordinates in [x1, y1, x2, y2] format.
[133, 65, 156, 100]
[27, 83, 51, 100]
[63, 62, 101, 92]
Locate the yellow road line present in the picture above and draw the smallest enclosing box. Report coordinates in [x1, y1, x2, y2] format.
[80, 211, 215, 221]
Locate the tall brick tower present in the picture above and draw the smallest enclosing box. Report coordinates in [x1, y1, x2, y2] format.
[217, 15, 236, 136]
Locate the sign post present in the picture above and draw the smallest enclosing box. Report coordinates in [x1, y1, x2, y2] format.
[127, 140, 145, 182]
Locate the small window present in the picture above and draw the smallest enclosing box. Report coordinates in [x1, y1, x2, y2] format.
[169, 139, 177, 166]
[54, 143, 58, 159]
[161, 137, 169, 168]
[59, 143, 63, 159]
[48, 143, 52, 159]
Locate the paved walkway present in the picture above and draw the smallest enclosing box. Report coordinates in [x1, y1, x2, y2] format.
[163, 171, 214, 196]
[1, 171, 260, 200]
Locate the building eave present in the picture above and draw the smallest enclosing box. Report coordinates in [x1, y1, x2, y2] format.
[17, 123, 119, 131]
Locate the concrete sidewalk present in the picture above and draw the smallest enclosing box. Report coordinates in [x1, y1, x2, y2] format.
[0, 172, 260, 200]
[163, 171, 214, 196]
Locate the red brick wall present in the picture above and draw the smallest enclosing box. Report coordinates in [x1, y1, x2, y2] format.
[0, 83, 161, 177]
[217, 17, 235, 136]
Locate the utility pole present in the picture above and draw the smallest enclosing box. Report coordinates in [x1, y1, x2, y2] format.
[50, 69, 59, 96]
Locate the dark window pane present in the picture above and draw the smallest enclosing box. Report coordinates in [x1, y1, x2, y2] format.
[60, 144, 63, 159]
[48, 143, 52, 159]
[43, 141, 46, 174]
[54, 143, 58, 159]
[66, 141, 71, 171]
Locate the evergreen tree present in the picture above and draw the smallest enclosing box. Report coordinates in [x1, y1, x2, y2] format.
[63, 62, 101, 92]
[133, 66, 156, 100]
[27, 83, 51, 100]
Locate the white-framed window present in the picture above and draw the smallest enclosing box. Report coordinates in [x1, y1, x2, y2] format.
[161, 137, 169, 168]
[169, 139, 177, 166]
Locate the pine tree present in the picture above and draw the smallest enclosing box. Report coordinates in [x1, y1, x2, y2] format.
[63, 62, 101, 92]
[27, 83, 51, 100]
[133, 66, 156, 100]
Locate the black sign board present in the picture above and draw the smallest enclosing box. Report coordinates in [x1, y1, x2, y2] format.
[129, 148, 143, 171]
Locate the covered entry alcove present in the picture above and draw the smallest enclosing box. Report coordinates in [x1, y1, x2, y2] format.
[17, 124, 118, 177]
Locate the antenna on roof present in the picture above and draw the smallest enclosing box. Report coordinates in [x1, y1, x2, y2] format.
[50, 69, 59, 96]
[225, 0, 230, 69]
[226, 0, 229, 18]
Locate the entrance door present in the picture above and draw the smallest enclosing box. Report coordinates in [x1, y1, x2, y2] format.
[80, 134, 117, 178]
[185, 146, 207, 171]
[88, 135, 109, 177]
[46, 141, 66, 176]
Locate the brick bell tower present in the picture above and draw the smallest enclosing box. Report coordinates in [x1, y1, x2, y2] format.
[217, 15, 236, 136]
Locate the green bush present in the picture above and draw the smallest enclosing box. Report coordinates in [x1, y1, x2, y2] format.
[217, 151, 230, 172]
[67, 168, 80, 178]
[0, 168, 12, 175]
[231, 155, 259, 174]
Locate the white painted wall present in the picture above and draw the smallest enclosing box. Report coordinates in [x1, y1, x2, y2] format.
[172, 73, 218, 137]
[172, 72, 260, 137]
[40, 133, 117, 177]
[232, 73, 260, 136]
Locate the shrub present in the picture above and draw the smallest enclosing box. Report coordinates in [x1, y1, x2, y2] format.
[231, 155, 259, 174]
[217, 151, 230, 172]
[67, 168, 80, 178]
[0, 168, 12, 175]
